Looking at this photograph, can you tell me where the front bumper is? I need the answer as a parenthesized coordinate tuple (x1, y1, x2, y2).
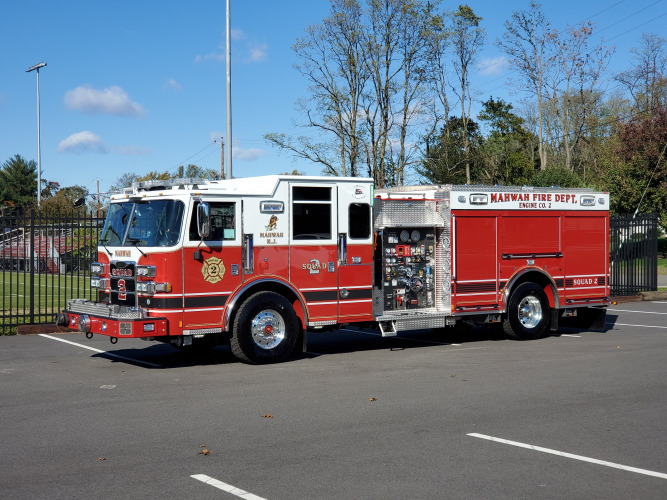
(57, 299, 168, 338)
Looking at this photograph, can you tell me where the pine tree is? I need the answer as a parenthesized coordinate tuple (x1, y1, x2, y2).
(0, 155, 38, 209)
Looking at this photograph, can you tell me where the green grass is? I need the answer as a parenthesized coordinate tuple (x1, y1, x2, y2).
(659, 258, 667, 276)
(1, 271, 96, 334)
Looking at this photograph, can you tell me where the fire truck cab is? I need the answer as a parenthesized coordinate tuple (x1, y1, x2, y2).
(57, 175, 609, 363)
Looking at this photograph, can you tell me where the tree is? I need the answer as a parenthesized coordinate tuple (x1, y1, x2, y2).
(267, 0, 368, 178)
(417, 116, 483, 185)
(530, 165, 581, 187)
(605, 106, 667, 231)
(40, 185, 89, 217)
(616, 33, 667, 115)
(450, 4, 485, 184)
(478, 97, 536, 185)
(266, 0, 445, 188)
(174, 164, 219, 179)
(497, 1, 553, 170)
(108, 172, 140, 194)
(546, 22, 612, 172)
(0, 155, 38, 209)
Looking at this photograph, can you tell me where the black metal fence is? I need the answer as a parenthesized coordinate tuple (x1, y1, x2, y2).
(610, 213, 659, 296)
(1, 209, 101, 334)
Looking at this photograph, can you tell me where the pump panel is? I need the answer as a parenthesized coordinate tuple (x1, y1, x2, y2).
(380, 227, 436, 311)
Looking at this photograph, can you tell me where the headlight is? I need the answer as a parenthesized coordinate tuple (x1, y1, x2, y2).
(136, 282, 171, 294)
(137, 265, 157, 277)
(91, 262, 106, 275)
(91, 277, 108, 289)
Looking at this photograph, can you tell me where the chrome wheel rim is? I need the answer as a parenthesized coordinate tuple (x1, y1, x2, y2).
(251, 310, 285, 350)
(518, 295, 542, 329)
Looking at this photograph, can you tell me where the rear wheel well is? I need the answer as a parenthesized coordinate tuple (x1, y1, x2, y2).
(507, 270, 558, 310)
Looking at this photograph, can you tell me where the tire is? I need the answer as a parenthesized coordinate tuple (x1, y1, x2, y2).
(230, 291, 299, 364)
(503, 283, 550, 340)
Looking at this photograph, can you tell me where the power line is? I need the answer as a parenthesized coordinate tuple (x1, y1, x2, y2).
(596, 0, 663, 35)
(606, 12, 667, 41)
(166, 141, 217, 172)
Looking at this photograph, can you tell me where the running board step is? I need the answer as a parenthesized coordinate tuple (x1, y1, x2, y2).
(378, 321, 397, 337)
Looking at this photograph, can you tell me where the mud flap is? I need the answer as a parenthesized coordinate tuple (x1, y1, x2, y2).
(559, 307, 607, 331)
(298, 326, 308, 353)
(550, 309, 558, 331)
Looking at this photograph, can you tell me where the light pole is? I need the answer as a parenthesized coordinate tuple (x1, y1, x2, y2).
(27, 61, 46, 207)
(225, 0, 232, 180)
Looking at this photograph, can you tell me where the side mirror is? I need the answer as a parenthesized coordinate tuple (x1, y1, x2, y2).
(197, 202, 211, 238)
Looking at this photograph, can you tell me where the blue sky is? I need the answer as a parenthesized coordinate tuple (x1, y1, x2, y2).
(1, 0, 665, 196)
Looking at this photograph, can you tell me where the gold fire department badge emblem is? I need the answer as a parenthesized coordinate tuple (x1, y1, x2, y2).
(201, 256, 225, 284)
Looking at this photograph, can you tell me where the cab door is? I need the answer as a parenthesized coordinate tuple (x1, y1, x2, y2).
(182, 199, 242, 331)
(289, 184, 338, 324)
(337, 183, 374, 322)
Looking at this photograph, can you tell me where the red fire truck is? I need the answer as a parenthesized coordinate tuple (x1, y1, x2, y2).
(57, 175, 610, 363)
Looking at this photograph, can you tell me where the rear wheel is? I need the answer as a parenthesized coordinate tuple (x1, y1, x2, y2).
(503, 283, 550, 340)
(231, 291, 299, 364)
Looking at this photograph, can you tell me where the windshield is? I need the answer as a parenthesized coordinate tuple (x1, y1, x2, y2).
(100, 200, 185, 247)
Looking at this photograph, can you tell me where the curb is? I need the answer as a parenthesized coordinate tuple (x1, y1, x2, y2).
(611, 291, 667, 303)
(16, 325, 70, 336)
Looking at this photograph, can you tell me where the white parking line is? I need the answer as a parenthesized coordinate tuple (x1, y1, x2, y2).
(468, 433, 667, 480)
(191, 474, 266, 499)
(38, 334, 161, 368)
(606, 322, 667, 329)
(609, 308, 667, 315)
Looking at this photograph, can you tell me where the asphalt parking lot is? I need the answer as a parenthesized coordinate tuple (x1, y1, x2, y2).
(1, 301, 665, 499)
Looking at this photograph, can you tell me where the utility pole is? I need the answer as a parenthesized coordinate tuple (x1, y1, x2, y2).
(96, 179, 100, 218)
(220, 137, 224, 179)
(27, 62, 47, 207)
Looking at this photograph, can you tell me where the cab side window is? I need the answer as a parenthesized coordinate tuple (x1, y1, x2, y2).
(349, 203, 370, 239)
(292, 186, 331, 240)
(189, 201, 236, 241)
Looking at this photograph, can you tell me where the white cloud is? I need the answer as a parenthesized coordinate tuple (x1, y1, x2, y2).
(166, 78, 182, 92)
(58, 131, 107, 154)
(231, 28, 245, 41)
(58, 131, 151, 156)
(477, 56, 508, 76)
(232, 140, 266, 161)
(195, 29, 267, 64)
(64, 85, 146, 118)
(248, 42, 268, 62)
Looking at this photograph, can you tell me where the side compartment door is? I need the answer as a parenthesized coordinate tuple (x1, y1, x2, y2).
(182, 199, 243, 331)
(337, 184, 374, 322)
(453, 215, 498, 309)
(289, 184, 338, 324)
(563, 214, 609, 299)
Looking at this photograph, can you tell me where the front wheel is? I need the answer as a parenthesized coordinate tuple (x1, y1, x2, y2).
(231, 291, 299, 364)
(503, 283, 550, 340)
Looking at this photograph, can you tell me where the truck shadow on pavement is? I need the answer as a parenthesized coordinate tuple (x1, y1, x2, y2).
(91, 317, 615, 368)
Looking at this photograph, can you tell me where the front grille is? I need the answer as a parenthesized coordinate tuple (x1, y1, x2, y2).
(110, 261, 136, 306)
